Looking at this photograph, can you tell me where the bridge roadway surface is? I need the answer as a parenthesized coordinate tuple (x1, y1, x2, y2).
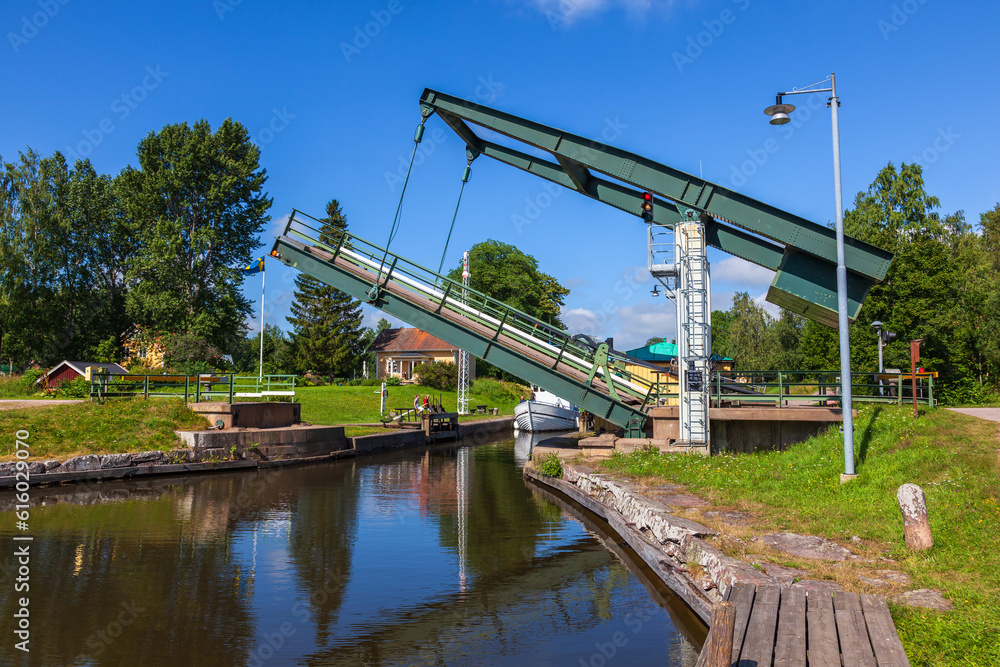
(274, 229, 649, 430)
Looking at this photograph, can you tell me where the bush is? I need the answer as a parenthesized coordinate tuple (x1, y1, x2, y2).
(0, 373, 40, 398)
(57, 376, 91, 399)
(536, 452, 563, 478)
(173, 361, 215, 375)
(360, 378, 381, 386)
(412, 361, 457, 390)
(385, 376, 401, 387)
(938, 378, 998, 406)
(471, 378, 526, 403)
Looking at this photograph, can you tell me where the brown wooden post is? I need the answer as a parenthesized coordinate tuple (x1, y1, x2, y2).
(706, 601, 736, 667)
(910, 339, 922, 418)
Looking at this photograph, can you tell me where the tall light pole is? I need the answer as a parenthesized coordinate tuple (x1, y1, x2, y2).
(764, 73, 857, 481)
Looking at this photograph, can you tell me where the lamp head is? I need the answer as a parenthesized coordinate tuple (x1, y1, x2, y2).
(870, 320, 883, 330)
(764, 94, 795, 126)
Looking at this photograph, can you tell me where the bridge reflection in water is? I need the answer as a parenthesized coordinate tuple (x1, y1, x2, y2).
(0, 438, 702, 666)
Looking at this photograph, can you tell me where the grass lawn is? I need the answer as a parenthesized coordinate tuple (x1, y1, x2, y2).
(0, 382, 520, 460)
(0, 400, 208, 461)
(596, 405, 1000, 665)
(296, 384, 521, 426)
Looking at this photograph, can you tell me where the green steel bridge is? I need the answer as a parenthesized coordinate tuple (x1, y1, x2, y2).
(269, 90, 896, 437)
(272, 211, 655, 435)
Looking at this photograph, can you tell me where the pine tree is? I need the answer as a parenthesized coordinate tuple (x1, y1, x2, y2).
(286, 200, 364, 378)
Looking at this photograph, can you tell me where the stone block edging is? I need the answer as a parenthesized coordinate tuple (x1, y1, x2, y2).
(524, 462, 779, 623)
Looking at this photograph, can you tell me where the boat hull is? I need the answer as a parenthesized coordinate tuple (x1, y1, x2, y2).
(514, 401, 578, 432)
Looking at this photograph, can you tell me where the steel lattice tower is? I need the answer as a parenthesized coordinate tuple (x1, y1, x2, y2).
(456, 250, 471, 415)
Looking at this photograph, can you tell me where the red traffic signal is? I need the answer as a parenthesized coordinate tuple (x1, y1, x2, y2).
(640, 192, 653, 221)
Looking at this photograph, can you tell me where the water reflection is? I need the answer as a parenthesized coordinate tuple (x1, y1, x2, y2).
(0, 439, 700, 666)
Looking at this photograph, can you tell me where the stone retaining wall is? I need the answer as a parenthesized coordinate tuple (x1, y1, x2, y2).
(524, 462, 778, 623)
(0, 417, 515, 489)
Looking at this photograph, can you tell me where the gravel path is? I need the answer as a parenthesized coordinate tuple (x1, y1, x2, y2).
(947, 407, 1000, 423)
(0, 400, 83, 411)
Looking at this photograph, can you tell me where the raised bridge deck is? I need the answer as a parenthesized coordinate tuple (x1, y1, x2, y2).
(271, 211, 655, 433)
(696, 582, 909, 667)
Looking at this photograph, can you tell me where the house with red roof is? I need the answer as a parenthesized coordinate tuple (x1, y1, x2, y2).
(368, 328, 474, 382)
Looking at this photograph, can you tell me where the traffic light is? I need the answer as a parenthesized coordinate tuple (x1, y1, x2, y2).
(640, 192, 653, 221)
(881, 330, 897, 345)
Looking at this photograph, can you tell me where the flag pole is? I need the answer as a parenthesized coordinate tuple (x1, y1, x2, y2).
(258, 259, 265, 380)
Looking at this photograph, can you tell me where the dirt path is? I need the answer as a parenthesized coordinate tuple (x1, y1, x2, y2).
(0, 400, 83, 411)
(947, 407, 1000, 423)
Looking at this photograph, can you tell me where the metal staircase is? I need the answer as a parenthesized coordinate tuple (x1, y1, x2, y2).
(271, 211, 657, 435)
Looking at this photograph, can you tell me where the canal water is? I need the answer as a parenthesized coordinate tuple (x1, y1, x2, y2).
(1, 437, 704, 666)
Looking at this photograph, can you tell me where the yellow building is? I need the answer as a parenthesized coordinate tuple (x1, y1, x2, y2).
(122, 327, 166, 369)
(622, 341, 733, 406)
(369, 328, 475, 382)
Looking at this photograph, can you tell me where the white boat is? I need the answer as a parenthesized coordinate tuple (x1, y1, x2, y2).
(514, 387, 578, 432)
(513, 428, 577, 464)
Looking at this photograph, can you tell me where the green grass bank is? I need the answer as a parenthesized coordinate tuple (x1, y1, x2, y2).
(597, 405, 1000, 666)
(0, 400, 207, 460)
(0, 380, 524, 458)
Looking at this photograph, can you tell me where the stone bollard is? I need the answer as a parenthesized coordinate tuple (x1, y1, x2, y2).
(897, 483, 933, 550)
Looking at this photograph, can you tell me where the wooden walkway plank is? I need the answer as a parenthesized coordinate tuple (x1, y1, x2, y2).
(773, 586, 807, 666)
(833, 591, 877, 667)
(861, 593, 911, 667)
(806, 590, 842, 667)
(739, 585, 780, 667)
(728, 582, 758, 665)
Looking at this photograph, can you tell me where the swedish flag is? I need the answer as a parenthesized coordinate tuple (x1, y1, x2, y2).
(243, 257, 265, 275)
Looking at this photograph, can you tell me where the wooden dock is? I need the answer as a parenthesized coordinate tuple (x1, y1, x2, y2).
(422, 412, 459, 441)
(696, 582, 909, 666)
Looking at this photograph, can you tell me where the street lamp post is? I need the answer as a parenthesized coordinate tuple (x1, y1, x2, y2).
(764, 73, 857, 481)
(871, 321, 885, 397)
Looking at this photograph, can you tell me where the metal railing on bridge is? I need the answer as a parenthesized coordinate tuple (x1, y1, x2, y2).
(90, 374, 296, 404)
(707, 370, 935, 408)
(274, 211, 663, 433)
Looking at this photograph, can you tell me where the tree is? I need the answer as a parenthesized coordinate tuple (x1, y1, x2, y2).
(953, 204, 1000, 386)
(163, 332, 220, 373)
(286, 200, 365, 378)
(0, 150, 132, 365)
(446, 239, 569, 328)
(644, 336, 665, 347)
(840, 163, 968, 382)
(231, 324, 294, 375)
(767, 309, 805, 370)
(713, 292, 776, 370)
(710, 310, 734, 359)
(358, 317, 392, 378)
(119, 119, 271, 354)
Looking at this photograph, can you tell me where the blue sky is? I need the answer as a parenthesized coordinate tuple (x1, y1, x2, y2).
(4, 0, 997, 350)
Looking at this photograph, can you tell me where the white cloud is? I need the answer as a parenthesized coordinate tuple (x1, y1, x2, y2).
(362, 306, 404, 330)
(711, 256, 774, 290)
(753, 291, 780, 318)
(561, 300, 676, 351)
(562, 307, 604, 334)
(269, 212, 291, 239)
(520, 0, 674, 26)
(612, 301, 676, 350)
